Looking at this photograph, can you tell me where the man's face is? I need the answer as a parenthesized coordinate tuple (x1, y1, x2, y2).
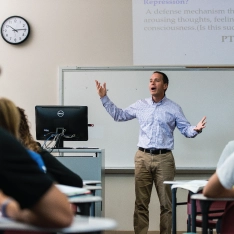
(149, 73, 168, 97)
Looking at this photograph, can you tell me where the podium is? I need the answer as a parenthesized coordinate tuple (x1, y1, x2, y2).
(52, 148, 104, 217)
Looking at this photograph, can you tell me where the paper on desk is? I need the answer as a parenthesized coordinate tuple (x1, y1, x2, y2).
(56, 184, 91, 197)
(171, 180, 208, 193)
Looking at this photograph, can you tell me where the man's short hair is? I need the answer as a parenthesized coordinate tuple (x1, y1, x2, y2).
(153, 71, 169, 85)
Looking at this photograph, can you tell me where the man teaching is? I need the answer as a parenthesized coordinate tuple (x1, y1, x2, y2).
(95, 71, 206, 234)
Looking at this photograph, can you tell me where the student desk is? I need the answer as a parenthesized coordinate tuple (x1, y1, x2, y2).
(56, 184, 102, 217)
(83, 180, 101, 186)
(69, 195, 102, 216)
(164, 180, 206, 234)
(163, 181, 189, 234)
(0, 216, 117, 233)
(191, 194, 234, 234)
(84, 185, 102, 216)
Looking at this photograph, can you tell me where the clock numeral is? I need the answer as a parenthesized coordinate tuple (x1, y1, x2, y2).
(19, 37, 21, 40)
(14, 19, 17, 22)
(14, 38, 16, 42)
(23, 24, 25, 27)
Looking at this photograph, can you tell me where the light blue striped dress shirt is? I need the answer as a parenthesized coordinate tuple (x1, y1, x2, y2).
(101, 95, 198, 150)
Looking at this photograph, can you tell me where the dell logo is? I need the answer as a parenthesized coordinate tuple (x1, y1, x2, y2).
(57, 110, 64, 117)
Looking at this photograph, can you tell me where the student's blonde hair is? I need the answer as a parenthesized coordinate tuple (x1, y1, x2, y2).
(0, 97, 20, 138)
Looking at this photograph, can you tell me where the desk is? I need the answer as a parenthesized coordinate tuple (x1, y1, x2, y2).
(83, 180, 101, 186)
(163, 181, 188, 234)
(164, 180, 206, 234)
(0, 215, 117, 233)
(55, 184, 102, 216)
(84, 185, 102, 216)
(69, 196, 102, 216)
(191, 194, 234, 234)
(56, 184, 102, 217)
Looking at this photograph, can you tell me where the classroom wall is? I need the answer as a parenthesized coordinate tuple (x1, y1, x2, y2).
(0, 0, 215, 231)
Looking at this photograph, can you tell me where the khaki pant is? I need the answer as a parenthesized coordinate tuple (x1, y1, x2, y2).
(133, 150, 176, 234)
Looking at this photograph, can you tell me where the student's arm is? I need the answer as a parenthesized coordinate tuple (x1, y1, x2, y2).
(1, 185, 73, 228)
(0, 129, 73, 228)
(203, 172, 234, 198)
(16, 185, 73, 228)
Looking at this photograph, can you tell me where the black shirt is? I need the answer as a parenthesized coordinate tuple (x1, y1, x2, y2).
(39, 149, 83, 188)
(0, 128, 53, 209)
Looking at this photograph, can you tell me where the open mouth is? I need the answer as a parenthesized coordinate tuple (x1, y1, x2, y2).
(151, 87, 156, 91)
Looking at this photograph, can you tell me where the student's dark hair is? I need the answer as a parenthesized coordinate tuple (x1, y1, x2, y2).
(153, 71, 169, 85)
(17, 107, 40, 153)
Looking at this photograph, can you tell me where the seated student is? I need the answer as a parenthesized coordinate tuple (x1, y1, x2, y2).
(217, 141, 234, 168)
(0, 97, 83, 187)
(0, 127, 73, 227)
(0, 98, 47, 172)
(17, 107, 83, 187)
(203, 153, 234, 198)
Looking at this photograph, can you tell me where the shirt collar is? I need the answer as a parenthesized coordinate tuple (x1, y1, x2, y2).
(150, 95, 167, 105)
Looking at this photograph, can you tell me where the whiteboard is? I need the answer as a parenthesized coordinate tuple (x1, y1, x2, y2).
(59, 67, 234, 169)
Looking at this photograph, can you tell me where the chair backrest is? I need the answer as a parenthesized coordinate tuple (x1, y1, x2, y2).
(187, 191, 226, 215)
(220, 201, 234, 234)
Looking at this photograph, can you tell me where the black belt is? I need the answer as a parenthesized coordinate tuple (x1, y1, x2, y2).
(139, 147, 171, 155)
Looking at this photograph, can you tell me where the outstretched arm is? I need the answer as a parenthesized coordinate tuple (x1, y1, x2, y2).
(194, 116, 206, 132)
(95, 80, 107, 98)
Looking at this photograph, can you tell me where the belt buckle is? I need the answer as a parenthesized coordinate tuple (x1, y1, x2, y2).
(150, 149, 159, 155)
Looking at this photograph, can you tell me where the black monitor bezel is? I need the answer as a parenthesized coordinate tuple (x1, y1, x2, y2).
(35, 105, 88, 148)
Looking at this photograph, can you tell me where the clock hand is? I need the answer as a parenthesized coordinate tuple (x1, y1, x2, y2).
(15, 29, 27, 31)
(7, 25, 18, 32)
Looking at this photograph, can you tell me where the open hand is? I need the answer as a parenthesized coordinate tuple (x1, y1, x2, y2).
(95, 80, 107, 98)
(194, 116, 206, 132)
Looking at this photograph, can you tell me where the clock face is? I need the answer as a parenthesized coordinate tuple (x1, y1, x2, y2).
(1, 16, 30, 45)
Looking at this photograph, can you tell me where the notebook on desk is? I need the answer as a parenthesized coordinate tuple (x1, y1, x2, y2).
(171, 180, 208, 193)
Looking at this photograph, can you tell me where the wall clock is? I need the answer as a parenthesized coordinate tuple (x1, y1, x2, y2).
(1, 16, 30, 45)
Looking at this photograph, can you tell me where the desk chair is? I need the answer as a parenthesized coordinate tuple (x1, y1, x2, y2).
(187, 191, 226, 234)
(220, 201, 234, 233)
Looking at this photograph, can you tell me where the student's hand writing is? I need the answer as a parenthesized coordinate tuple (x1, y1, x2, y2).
(95, 80, 107, 98)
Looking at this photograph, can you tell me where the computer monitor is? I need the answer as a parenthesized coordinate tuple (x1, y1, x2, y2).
(35, 105, 88, 148)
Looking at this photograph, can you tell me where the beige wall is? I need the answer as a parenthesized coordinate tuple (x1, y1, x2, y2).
(0, 1, 212, 232)
(0, 0, 132, 134)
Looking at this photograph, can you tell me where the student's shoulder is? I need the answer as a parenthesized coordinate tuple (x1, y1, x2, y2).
(225, 140, 234, 150)
(218, 152, 234, 170)
(39, 148, 53, 157)
(0, 128, 28, 158)
(39, 148, 57, 162)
